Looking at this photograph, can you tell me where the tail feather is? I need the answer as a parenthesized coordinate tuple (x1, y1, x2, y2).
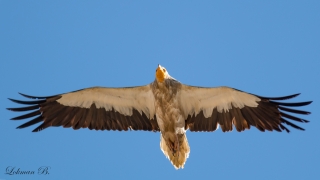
(160, 134, 190, 169)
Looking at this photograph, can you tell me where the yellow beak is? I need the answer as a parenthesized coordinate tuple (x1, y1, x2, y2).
(156, 65, 165, 83)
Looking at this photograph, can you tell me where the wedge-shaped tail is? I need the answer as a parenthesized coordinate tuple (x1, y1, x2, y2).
(160, 134, 190, 169)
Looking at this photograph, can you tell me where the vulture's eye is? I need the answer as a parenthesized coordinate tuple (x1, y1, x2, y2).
(163, 69, 166, 72)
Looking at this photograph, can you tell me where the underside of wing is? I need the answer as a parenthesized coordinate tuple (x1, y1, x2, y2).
(179, 86, 311, 133)
(7, 86, 159, 132)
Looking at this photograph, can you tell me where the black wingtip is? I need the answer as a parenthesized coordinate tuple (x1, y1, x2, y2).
(281, 118, 305, 131)
(19, 92, 37, 99)
(16, 116, 43, 129)
(10, 110, 41, 120)
(278, 106, 311, 115)
(300, 101, 313, 106)
(279, 124, 290, 133)
(6, 105, 39, 112)
(292, 93, 300, 97)
(307, 101, 313, 105)
(280, 112, 310, 123)
(18, 92, 53, 99)
(8, 98, 15, 102)
(283, 93, 301, 99)
(271, 101, 313, 107)
(32, 127, 42, 132)
(8, 98, 25, 104)
(7, 98, 46, 105)
(258, 93, 301, 100)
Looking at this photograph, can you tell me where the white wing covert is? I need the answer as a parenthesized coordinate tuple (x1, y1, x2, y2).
(8, 86, 159, 132)
(178, 85, 311, 132)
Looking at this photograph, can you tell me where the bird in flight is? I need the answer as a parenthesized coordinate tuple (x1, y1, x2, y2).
(7, 64, 312, 169)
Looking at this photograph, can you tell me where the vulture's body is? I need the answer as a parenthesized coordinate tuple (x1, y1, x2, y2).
(7, 65, 312, 169)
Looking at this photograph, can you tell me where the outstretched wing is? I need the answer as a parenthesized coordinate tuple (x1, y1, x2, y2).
(7, 86, 159, 132)
(178, 85, 311, 132)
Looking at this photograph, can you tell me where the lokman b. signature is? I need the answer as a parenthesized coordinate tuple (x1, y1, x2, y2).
(5, 166, 50, 175)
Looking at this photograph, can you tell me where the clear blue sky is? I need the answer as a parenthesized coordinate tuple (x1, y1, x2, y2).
(1, 1, 319, 180)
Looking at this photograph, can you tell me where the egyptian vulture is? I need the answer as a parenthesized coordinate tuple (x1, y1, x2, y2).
(7, 64, 312, 169)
